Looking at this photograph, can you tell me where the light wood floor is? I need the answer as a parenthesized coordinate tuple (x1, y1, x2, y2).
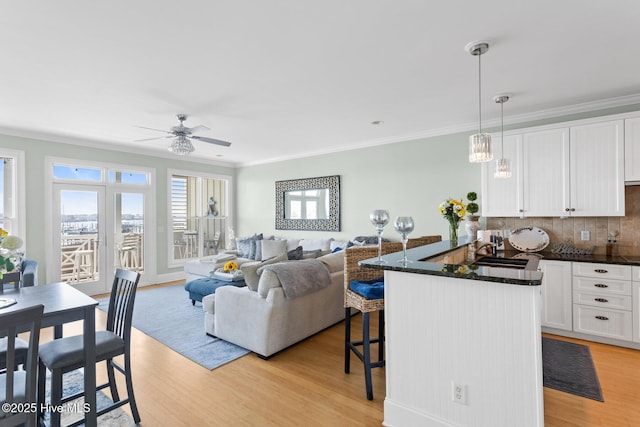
(47, 282, 640, 426)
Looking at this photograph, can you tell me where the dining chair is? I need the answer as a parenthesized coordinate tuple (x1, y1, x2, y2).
(0, 304, 44, 427)
(37, 269, 141, 427)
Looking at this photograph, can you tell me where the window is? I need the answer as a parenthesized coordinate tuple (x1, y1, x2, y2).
(168, 170, 231, 265)
(0, 150, 25, 238)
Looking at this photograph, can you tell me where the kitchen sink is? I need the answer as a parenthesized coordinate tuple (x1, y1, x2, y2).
(471, 256, 529, 269)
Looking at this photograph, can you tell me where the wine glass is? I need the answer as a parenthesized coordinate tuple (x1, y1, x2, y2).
(394, 216, 414, 264)
(369, 209, 390, 264)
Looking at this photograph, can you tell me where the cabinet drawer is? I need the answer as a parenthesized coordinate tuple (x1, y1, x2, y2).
(573, 291, 632, 310)
(572, 277, 631, 295)
(573, 305, 632, 341)
(572, 262, 631, 281)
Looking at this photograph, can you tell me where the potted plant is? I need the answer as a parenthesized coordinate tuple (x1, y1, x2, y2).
(465, 192, 480, 239)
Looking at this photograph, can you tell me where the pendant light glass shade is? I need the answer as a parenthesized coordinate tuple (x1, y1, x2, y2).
(493, 94, 511, 178)
(467, 41, 492, 163)
(494, 157, 511, 178)
(469, 133, 493, 162)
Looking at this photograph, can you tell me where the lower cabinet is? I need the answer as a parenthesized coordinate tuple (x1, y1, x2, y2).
(633, 267, 640, 343)
(540, 260, 573, 331)
(572, 262, 633, 342)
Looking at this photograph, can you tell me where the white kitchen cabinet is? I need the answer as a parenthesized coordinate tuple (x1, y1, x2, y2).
(572, 261, 633, 341)
(481, 134, 523, 217)
(482, 118, 625, 217)
(569, 120, 625, 216)
(522, 128, 570, 217)
(625, 117, 640, 182)
(633, 266, 640, 343)
(540, 260, 573, 331)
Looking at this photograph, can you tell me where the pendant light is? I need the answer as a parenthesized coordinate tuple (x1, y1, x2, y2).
(493, 94, 511, 178)
(466, 41, 492, 163)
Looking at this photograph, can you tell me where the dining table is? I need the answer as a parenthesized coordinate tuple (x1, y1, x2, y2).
(0, 282, 99, 427)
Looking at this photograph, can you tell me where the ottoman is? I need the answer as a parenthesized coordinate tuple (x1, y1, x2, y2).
(184, 277, 245, 305)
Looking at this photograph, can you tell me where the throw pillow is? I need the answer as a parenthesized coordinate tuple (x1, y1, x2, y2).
(236, 234, 256, 258)
(261, 239, 287, 261)
(247, 234, 264, 260)
(287, 246, 303, 260)
(257, 269, 283, 298)
(240, 253, 287, 291)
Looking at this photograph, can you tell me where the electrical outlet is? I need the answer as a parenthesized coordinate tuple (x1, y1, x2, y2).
(581, 230, 590, 241)
(452, 382, 467, 405)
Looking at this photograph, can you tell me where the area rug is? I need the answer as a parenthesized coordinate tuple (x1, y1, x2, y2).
(542, 337, 604, 401)
(98, 284, 250, 370)
(43, 369, 135, 426)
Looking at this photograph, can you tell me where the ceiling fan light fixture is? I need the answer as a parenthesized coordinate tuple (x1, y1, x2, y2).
(466, 41, 492, 163)
(169, 136, 194, 155)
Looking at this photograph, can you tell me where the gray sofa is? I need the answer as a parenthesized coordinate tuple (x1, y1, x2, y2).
(203, 250, 345, 358)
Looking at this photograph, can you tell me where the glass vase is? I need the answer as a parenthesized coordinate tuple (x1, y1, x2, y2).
(449, 221, 459, 243)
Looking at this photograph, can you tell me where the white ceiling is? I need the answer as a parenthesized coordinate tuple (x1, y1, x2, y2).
(1, 1, 639, 166)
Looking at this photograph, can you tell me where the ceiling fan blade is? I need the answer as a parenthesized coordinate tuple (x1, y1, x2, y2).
(134, 125, 172, 134)
(188, 125, 210, 134)
(190, 135, 232, 147)
(134, 135, 172, 142)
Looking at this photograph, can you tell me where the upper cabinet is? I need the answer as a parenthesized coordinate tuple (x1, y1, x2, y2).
(569, 120, 624, 216)
(625, 117, 640, 182)
(482, 119, 625, 217)
(523, 128, 570, 217)
(481, 134, 523, 217)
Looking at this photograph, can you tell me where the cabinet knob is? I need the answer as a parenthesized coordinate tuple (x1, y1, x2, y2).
(565, 208, 570, 212)
(571, 208, 576, 212)
(594, 269, 608, 274)
(594, 298, 609, 303)
(594, 283, 608, 288)
(595, 315, 609, 321)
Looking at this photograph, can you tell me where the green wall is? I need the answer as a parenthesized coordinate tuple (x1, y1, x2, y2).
(236, 103, 640, 243)
(0, 134, 235, 280)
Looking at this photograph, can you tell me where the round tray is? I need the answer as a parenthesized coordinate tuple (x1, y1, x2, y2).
(508, 227, 550, 252)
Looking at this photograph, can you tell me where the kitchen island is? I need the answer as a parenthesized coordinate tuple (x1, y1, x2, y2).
(360, 237, 544, 427)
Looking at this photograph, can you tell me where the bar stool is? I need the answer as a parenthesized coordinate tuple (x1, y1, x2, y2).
(344, 242, 402, 400)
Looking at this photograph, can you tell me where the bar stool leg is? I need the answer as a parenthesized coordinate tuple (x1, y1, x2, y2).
(378, 309, 385, 362)
(362, 311, 374, 400)
(344, 307, 351, 373)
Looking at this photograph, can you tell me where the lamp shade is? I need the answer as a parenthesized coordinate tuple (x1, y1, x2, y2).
(494, 157, 511, 178)
(469, 133, 492, 163)
(169, 136, 195, 155)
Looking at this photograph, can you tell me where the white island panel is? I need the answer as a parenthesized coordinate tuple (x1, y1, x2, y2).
(383, 270, 543, 427)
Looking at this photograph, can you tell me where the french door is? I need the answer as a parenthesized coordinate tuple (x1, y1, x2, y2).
(52, 184, 108, 295)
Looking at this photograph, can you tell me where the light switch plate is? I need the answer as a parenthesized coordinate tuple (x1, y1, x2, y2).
(581, 230, 590, 241)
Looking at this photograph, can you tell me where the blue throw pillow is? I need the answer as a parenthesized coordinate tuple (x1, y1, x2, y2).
(349, 278, 384, 300)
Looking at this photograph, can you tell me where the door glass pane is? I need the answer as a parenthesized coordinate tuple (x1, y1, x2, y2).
(115, 192, 144, 273)
(60, 190, 100, 283)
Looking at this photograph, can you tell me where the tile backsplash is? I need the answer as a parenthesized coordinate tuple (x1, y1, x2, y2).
(484, 186, 640, 256)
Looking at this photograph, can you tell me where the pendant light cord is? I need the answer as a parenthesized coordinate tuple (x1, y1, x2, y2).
(501, 100, 504, 158)
(478, 52, 482, 134)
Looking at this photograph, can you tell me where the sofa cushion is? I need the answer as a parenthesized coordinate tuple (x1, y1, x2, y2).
(302, 249, 322, 259)
(241, 253, 287, 291)
(287, 246, 303, 260)
(299, 238, 333, 251)
(261, 239, 287, 261)
(318, 251, 344, 274)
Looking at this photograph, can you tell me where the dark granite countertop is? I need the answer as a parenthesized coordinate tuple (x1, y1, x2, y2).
(359, 235, 640, 287)
(360, 236, 544, 286)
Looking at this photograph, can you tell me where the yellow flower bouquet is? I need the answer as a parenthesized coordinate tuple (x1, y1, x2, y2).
(223, 261, 238, 273)
(439, 198, 466, 242)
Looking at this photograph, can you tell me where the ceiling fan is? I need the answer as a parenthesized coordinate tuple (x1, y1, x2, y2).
(135, 113, 231, 155)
